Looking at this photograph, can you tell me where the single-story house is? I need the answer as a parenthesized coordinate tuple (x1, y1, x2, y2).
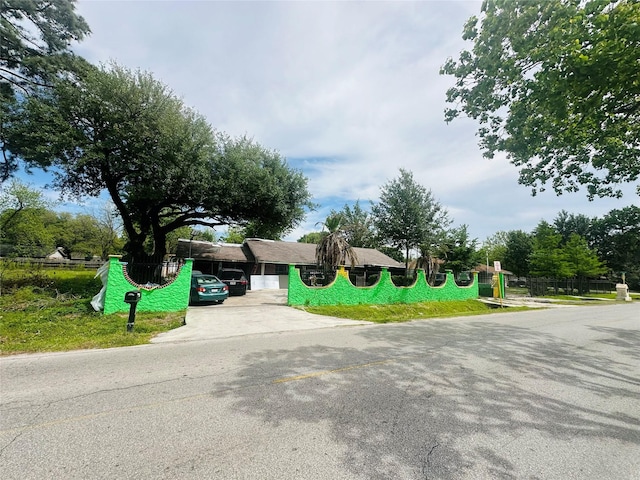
(473, 264, 515, 284)
(47, 247, 69, 260)
(175, 238, 405, 290)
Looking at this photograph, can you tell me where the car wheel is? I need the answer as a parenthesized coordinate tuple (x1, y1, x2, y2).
(217, 300, 224, 304)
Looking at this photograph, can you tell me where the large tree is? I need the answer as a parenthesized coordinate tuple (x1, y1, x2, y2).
(0, 179, 50, 230)
(529, 221, 572, 278)
(553, 210, 593, 245)
(442, 0, 640, 199)
(4, 63, 313, 263)
(332, 200, 377, 249)
(503, 229, 533, 278)
(590, 205, 640, 288)
(298, 231, 326, 244)
(478, 230, 508, 267)
(0, 204, 56, 257)
(1, 0, 90, 181)
(372, 169, 450, 274)
(0, 179, 53, 256)
(94, 201, 125, 260)
(439, 224, 480, 275)
(563, 233, 606, 280)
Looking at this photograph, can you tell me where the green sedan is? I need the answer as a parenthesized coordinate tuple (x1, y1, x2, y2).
(190, 274, 229, 304)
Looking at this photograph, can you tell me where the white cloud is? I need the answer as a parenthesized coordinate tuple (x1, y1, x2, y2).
(46, 0, 637, 243)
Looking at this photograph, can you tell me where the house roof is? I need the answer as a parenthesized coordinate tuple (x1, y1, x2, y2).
(176, 238, 404, 269)
(176, 239, 251, 263)
(245, 239, 315, 265)
(473, 264, 514, 275)
(46, 247, 68, 259)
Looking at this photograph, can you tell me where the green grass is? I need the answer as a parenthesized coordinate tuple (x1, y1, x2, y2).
(297, 299, 530, 324)
(0, 266, 185, 356)
(578, 291, 640, 300)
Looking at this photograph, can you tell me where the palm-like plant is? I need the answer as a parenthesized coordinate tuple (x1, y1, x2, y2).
(315, 214, 358, 270)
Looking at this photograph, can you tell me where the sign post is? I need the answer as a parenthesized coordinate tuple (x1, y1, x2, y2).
(493, 261, 504, 306)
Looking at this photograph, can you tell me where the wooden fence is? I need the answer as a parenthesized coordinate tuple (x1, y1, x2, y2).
(0, 257, 105, 269)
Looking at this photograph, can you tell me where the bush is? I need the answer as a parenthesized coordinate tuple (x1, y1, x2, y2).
(391, 275, 416, 287)
(1, 262, 101, 296)
(366, 274, 379, 286)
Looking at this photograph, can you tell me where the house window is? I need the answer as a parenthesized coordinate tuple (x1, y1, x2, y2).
(275, 264, 288, 275)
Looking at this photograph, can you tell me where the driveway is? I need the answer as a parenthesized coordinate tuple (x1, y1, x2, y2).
(151, 290, 576, 344)
(151, 289, 370, 343)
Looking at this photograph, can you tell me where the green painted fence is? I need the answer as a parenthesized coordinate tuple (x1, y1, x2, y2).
(103, 256, 193, 314)
(287, 265, 478, 306)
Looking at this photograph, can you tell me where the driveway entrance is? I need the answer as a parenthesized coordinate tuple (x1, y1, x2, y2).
(151, 289, 369, 343)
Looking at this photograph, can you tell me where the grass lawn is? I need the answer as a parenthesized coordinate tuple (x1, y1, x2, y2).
(1, 263, 634, 355)
(0, 265, 185, 356)
(297, 299, 531, 324)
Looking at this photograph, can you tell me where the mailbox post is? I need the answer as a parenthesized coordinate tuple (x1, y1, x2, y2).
(124, 290, 141, 332)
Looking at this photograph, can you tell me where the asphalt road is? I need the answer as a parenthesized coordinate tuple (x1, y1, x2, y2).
(1, 303, 639, 479)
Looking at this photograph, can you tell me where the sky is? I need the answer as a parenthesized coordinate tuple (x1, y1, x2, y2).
(19, 0, 639, 244)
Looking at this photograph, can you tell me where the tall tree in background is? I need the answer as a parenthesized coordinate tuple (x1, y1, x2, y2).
(220, 226, 245, 244)
(442, 0, 640, 199)
(590, 206, 640, 289)
(372, 169, 450, 275)
(0, 179, 51, 231)
(53, 212, 100, 258)
(298, 231, 326, 244)
(563, 233, 606, 285)
(332, 200, 377, 249)
(529, 221, 572, 278)
(503, 230, 533, 278)
(0, 180, 53, 256)
(553, 210, 593, 245)
(95, 202, 125, 260)
(439, 225, 480, 275)
(3, 63, 312, 263)
(1, 0, 90, 181)
(478, 230, 508, 267)
(0, 204, 55, 257)
(315, 214, 358, 272)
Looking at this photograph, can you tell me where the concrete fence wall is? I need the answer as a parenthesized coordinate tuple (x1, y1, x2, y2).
(103, 256, 193, 314)
(287, 265, 478, 307)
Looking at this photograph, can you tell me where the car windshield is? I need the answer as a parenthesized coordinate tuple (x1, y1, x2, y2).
(221, 271, 244, 280)
(196, 276, 221, 285)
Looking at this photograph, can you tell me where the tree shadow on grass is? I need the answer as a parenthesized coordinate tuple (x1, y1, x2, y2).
(217, 313, 640, 479)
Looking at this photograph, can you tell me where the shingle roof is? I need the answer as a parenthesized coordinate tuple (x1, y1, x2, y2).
(176, 239, 251, 263)
(245, 239, 404, 268)
(473, 264, 514, 275)
(176, 238, 404, 269)
(244, 239, 315, 264)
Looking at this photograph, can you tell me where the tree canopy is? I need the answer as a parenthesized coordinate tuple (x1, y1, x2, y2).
(4, 63, 313, 262)
(332, 200, 377, 249)
(1, 0, 89, 95)
(502, 230, 533, 278)
(589, 205, 640, 288)
(372, 169, 450, 274)
(0, 193, 123, 259)
(1, 0, 91, 181)
(439, 225, 480, 274)
(529, 221, 572, 278)
(442, 0, 640, 199)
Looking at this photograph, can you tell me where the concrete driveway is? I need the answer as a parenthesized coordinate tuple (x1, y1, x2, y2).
(151, 289, 370, 343)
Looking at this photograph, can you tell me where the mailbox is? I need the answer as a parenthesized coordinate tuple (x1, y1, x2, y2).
(124, 290, 141, 332)
(124, 290, 141, 304)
